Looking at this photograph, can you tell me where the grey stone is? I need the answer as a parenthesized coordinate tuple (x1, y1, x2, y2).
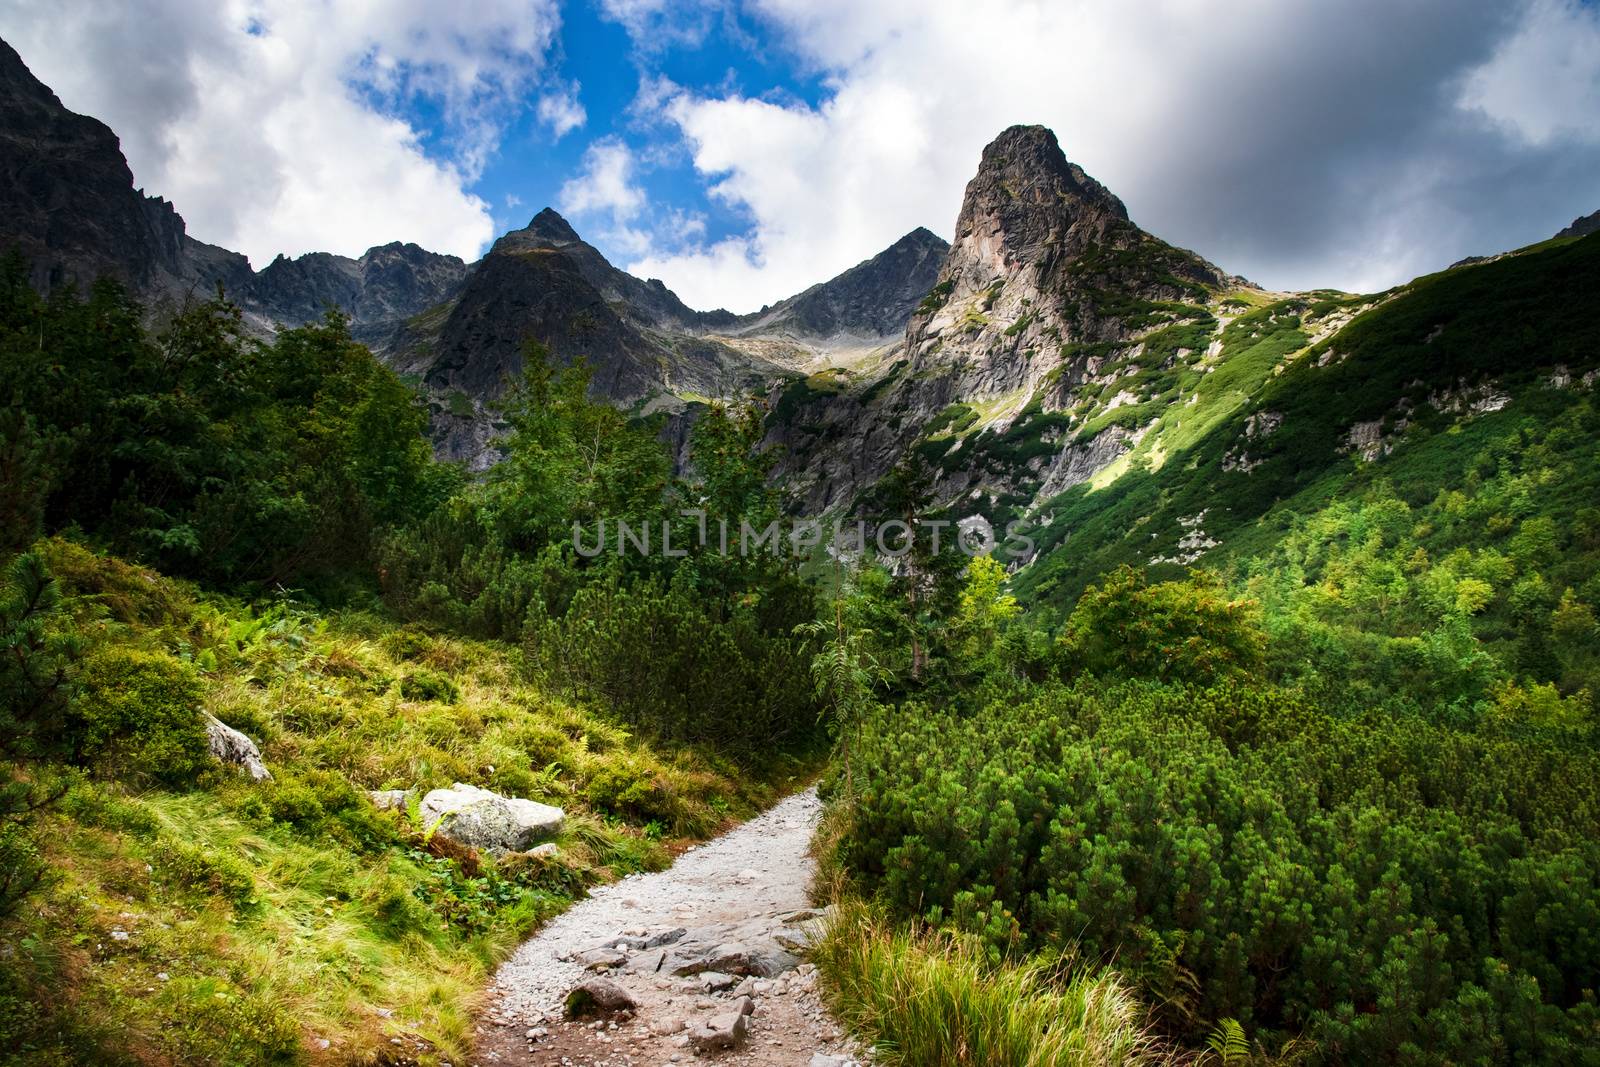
(368, 789, 410, 811)
(625, 948, 668, 974)
(418, 782, 563, 855)
(204, 714, 271, 781)
(578, 947, 627, 971)
(689, 1011, 748, 1052)
(611, 926, 686, 950)
(563, 978, 638, 1018)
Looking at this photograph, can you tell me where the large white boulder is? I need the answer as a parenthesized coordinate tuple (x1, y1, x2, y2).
(418, 782, 564, 854)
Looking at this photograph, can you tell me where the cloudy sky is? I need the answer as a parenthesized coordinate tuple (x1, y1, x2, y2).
(3, 0, 1597, 311)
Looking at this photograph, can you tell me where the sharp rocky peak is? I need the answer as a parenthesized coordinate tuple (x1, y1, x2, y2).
(951, 124, 1131, 282)
(523, 207, 582, 245)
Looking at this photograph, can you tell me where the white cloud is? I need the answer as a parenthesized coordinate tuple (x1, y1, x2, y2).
(537, 86, 588, 139)
(560, 137, 646, 220)
(598, 0, 723, 50)
(1460, 0, 1600, 145)
(0, 0, 564, 264)
(613, 0, 1600, 310)
(559, 137, 652, 255)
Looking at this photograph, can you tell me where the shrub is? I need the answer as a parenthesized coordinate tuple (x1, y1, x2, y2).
(162, 841, 256, 909)
(69, 648, 210, 784)
(1056, 567, 1266, 686)
(525, 572, 818, 759)
(834, 679, 1600, 1060)
(400, 666, 460, 704)
(0, 551, 81, 757)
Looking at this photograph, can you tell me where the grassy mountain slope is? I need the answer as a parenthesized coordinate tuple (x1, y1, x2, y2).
(1015, 234, 1600, 625)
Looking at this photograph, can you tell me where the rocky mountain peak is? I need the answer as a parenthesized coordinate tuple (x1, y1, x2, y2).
(950, 124, 1130, 282)
(525, 207, 582, 245)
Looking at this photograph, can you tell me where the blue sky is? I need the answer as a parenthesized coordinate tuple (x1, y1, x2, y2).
(470, 1, 829, 267)
(4, 0, 1599, 312)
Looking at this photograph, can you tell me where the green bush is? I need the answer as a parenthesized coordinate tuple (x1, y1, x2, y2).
(833, 679, 1600, 1060)
(162, 840, 256, 909)
(69, 648, 210, 784)
(0, 552, 81, 758)
(1056, 567, 1267, 686)
(400, 666, 460, 704)
(525, 571, 818, 759)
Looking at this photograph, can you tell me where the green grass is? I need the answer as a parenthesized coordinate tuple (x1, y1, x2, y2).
(3, 540, 790, 1065)
(812, 901, 1170, 1067)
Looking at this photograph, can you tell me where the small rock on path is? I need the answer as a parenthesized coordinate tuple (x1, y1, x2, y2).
(473, 787, 863, 1065)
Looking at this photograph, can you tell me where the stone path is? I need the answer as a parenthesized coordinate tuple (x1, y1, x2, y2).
(472, 788, 863, 1066)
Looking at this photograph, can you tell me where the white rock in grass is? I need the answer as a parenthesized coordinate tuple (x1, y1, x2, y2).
(419, 782, 564, 854)
(204, 713, 271, 780)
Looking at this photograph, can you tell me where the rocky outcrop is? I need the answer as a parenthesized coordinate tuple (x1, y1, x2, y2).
(239, 242, 467, 347)
(204, 713, 271, 781)
(395, 208, 947, 465)
(1556, 210, 1600, 240)
(563, 978, 639, 1018)
(418, 782, 564, 855)
(714, 228, 948, 364)
(765, 124, 1244, 522)
(0, 38, 251, 299)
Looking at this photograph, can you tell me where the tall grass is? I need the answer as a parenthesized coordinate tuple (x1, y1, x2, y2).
(812, 902, 1174, 1067)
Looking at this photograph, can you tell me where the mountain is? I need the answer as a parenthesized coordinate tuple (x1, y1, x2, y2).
(242, 243, 467, 346)
(710, 227, 947, 371)
(0, 37, 463, 344)
(391, 208, 950, 465)
(765, 124, 1246, 514)
(1556, 209, 1600, 240)
(0, 35, 952, 469)
(0, 37, 252, 299)
(751, 122, 1600, 624)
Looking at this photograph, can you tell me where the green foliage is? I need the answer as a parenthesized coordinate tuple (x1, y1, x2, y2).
(0, 406, 51, 556)
(1057, 567, 1266, 687)
(400, 665, 460, 703)
(526, 569, 818, 758)
(833, 677, 1600, 1060)
(0, 268, 445, 592)
(812, 901, 1165, 1067)
(162, 839, 257, 909)
(0, 767, 60, 917)
(0, 551, 81, 757)
(1206, 1018, 1250, 1065)
(69, 647, 210, 785)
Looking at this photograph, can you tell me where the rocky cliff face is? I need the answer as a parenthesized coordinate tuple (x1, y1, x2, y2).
(0, 36, 462, 346)
(0, 38, 252, 298)
(766, 125, 1247, 523)
(240, 243, 467, 347)
(387, 210, 784, 465)
(712, 228, 947, 369)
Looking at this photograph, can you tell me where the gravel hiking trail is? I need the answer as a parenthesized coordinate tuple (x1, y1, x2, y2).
(471, 788, 863, 1067)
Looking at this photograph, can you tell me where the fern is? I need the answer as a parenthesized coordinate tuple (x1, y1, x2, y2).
(1207, 1018, 1250, 1065)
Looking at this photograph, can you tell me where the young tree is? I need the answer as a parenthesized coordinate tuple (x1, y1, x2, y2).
(873, 451, 964, 683)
